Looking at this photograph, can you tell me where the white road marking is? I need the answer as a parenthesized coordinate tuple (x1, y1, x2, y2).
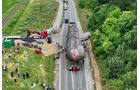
(59, 55, 62, 90)
(84, 59, 89, 90)
(71, 71, 75, 89)
(65, 58, 68, 90)
(78, 68, 82, 89)
(59, 24, 65, 90)
(70, 0, 89, 89)
(71, 0, 82, 32)
(69, 3, 72, 21)
(69, 2, 76, 89)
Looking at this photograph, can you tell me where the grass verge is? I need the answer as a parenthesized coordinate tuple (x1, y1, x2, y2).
(2, 0, 20, 19)
(3, 0, 30, 35)
(74, 0, 92, 32)
(2, 48, 55, 90)
(3, 0, 58, 36)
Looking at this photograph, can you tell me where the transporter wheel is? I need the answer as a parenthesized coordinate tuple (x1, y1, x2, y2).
(76, 66, 80, 71)
(47, 37, 52, 43)
(83, 59, 85, 64)
(65, 54, 68, 59)
(68, 67, 72, 71)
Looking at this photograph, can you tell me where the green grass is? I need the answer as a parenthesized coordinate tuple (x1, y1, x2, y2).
(3, 0, 30, 34)
(74, 0, 92, 32)
(3, 0, 58, 36)
(2, 0, 58, 89)
(2, 0, 20, 19)
(2, 48, 55, 90)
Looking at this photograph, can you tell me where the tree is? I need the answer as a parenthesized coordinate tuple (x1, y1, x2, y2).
(88, 4, 115, 31)
(120, 70, 137, 90)
(117, 11, 136, 36)
(108, 6, 121, 18)
(124, 25, 137, 49)
(98, 0, 108, 4)
(109, 0, 134, 10)
(108, 57, 124, 79)
(123, 49, 137, 71)
(79, 0, 85, 8)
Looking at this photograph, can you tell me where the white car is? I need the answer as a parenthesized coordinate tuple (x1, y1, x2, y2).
(64, 3, 68, 10)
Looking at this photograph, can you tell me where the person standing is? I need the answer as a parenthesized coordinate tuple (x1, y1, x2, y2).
(14, 78, 17, 82)
(26, 72, 30, 78)
(15, 65, 19, 74)
(33, 82, 36, 88)
(10, 71, 14, 77)
(17, 73, 20, 78)
(23, 73, 26, 79)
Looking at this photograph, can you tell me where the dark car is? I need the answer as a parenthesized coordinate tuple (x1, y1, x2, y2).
(65, 19, 69, 23)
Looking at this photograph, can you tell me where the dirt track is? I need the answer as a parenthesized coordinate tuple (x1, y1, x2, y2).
(87, 40, 102, 90)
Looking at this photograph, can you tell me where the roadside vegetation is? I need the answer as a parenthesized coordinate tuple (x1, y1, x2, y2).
(2, 48, 55, 90)
(2, 0, 58, 89)
(75, 0, 137, 89)
(2, 0, 20, 19)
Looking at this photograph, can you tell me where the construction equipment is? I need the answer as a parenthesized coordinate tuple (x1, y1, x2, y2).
(27, 29, 48, 39)
(28, 43, 33, 48)
(27, 29, 52, 43)
(33, 44, 38, 48)
(47, 37, 52, 43)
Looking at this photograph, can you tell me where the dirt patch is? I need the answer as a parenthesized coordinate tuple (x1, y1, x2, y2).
(18, 50, 28, 61)
(39, 43, 56, 56)
(39, 64, 46, 77)
(7, 63, 13, 69)
(87, 40, 102, 90)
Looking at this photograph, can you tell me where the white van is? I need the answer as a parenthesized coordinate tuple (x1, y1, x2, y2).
(64, 3, 68, 10)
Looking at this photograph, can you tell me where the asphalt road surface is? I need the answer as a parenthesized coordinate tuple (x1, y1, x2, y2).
(58, 0, 94, 90)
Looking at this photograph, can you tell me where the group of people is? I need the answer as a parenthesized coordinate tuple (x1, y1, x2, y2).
(2, 65, 8, 71)
(10, 64, 30, 82)
(56, 42, 66, 53)
(2, 48, 55, 90)
(54, 42, 66, 60)
(30, 80, 52, 90)
(22, 72, 30, 79)
(2, 53, 11, 71)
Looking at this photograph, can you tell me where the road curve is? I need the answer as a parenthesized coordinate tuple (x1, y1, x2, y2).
(53, 0, 63, 30)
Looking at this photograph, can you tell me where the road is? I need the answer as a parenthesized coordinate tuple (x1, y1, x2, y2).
(57, 0, 94, 90)
(53, 0, 63, 30)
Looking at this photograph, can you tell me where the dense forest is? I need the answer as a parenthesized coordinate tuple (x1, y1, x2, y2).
(79, 0, 137, 90)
